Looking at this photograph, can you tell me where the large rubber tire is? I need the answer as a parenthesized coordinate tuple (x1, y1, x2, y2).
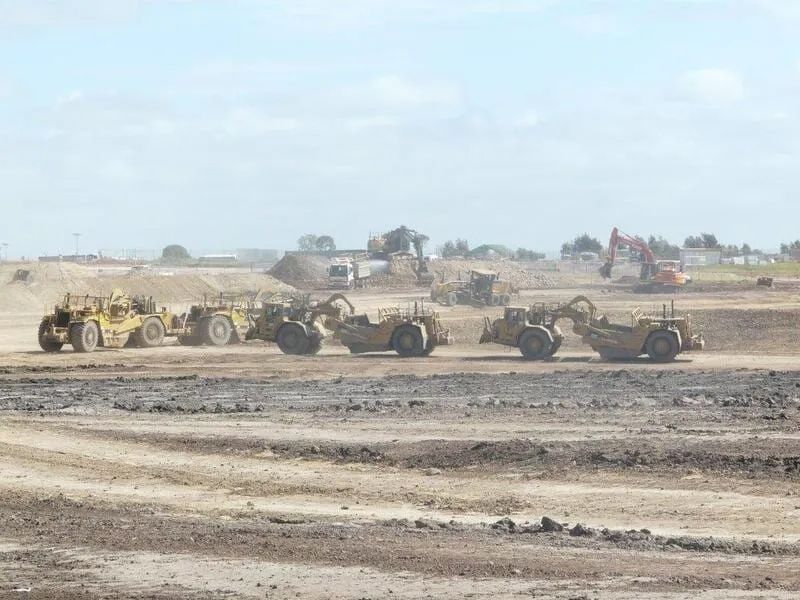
(501, 294, 512, 306)
(38, 318, 63, 352)
(392, 324, 425, 358)
(307, 337, 323, 355)
(70, 321, 99, 353)
(133, 317, 166, 348)
(490, 294, 501, 306)
(646, 331, 679, 362)
(445, 292, 458, 307)
(202, 316, 232, 346)
(518, 328, 552, 360)
(276, 323, 311, 355)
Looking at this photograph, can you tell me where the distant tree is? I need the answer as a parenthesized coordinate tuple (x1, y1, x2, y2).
(515, 248, 545, 260)
(315, 235, 336, 252)
(562, 234, 602, 257)
(161, 244, 190, 261)
(469, 244, 512, 258)
(297, 234, 319, 251)
(741, 243, 752, 255)
(646, 235, 680, 260)
(780, 240, 800, 254)
(684, 233, 720, 249)
(439, 240, 456, 257)
(439, 238, 470, 258)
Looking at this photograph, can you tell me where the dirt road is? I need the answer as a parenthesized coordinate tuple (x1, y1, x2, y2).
(1, 362, 799, 598)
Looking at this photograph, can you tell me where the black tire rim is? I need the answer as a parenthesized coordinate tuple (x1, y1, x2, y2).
(211, 320, 227, 339)
(652, 336, 671, 356)
(527, 335, 543, 354)
(145, 322, 161, 342)
(398, 332, 415, 351)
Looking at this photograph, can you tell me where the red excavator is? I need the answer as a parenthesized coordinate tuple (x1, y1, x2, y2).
(600, 227, 690, 291)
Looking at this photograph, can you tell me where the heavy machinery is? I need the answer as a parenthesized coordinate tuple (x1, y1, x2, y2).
(173, 294, 252, 346)
(368, 225, 431, 280)
(38, 289, 175, 353)
(431, 269, 516, 306)
(328, 254, 371, 289)
(331, 302, 453, 357)
(600, 227, 690, 291)
(480, 295, 704, 362)
(245, 293, 355, 354)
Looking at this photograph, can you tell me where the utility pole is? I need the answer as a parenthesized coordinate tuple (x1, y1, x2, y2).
(73, 232, 81, 262)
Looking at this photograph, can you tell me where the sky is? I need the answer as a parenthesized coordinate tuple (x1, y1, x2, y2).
(1, 0, 799, 258)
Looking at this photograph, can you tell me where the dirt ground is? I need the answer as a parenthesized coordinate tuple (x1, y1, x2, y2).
(1, 276, 800, 599)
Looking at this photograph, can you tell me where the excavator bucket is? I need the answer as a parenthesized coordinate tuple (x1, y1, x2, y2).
(599, 260, 613, 279)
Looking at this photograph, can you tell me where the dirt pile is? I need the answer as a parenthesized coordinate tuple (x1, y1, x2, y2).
(268, 254, 329, 288)
(0, 262, 294, 312)
(429, 259, 559, 290)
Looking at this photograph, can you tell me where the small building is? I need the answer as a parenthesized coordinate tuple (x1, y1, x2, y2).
(198, 254, 238, 264)
(679, 248, 721, 266)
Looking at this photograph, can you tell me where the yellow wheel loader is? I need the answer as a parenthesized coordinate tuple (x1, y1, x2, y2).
(38, 289, 174, 353)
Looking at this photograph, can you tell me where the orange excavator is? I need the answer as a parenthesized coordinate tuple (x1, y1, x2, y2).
(600, 227, 690, 291)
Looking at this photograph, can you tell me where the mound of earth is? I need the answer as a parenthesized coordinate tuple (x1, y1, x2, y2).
(0, 262, 294, 312)
(429, 259, 559, 290)
(268, 254, 329, 288)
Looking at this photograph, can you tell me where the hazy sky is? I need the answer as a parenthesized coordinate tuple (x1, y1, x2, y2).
(1, 0, 799, 257)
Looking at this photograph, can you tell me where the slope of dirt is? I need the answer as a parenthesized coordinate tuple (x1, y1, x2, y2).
(268, 254, 329, 288)
(0, 262, 294, 311)
(429, 258, 560, 289)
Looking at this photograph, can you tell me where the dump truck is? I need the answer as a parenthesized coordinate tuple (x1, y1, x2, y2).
(328, 254, 371, 289)
(38, 289, 174, 352)
(173, 294, 252, 346)
(244, 293, 355, 354)
(480, 295, 704, 362)
(431, 269, 516, 306)
(330, 302, 453, 357)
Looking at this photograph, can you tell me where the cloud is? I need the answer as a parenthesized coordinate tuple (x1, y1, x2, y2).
(515, 109, 541, 128)
(330, 75, 464, 114)
(677, 68, 744, 104)
(0, 0, 139, 27)
(258, 0, 560, 29)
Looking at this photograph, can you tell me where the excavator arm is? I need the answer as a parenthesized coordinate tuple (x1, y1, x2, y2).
(600, 227, 657, 279)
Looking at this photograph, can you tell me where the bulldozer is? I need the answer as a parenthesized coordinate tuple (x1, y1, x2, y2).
(431, 269, 516, 306)
(244, 293, 355, 355)
(173, 293, 252, 346)
(38, 289, 175, 353)
(331, 302, 453, 357)
(480, 295, 704, 362)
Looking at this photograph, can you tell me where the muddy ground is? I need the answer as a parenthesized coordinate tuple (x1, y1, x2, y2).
(2, 278, 800, 598)
(1, 363, 799, 599)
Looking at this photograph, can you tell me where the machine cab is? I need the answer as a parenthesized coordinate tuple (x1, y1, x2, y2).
(505, 307, 527, 324)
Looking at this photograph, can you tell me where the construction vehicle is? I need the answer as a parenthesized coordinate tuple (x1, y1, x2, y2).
(173, 293, 252, 346)
(368, 225, 431, 281)
(38, 289, 175, 353)
(328, 254, 371, 289)
(244, 293, 355, 354)
(330, 301, 453, 357)
(600, 227, 691, 291)
(480, 295, 704, 362)
(431, 269, 516, 306)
